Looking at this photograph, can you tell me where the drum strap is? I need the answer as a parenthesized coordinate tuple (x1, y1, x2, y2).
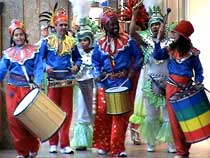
(167, 77, 192, 89)
(149, 74, 166, 94)
(9, 73, 32, 82)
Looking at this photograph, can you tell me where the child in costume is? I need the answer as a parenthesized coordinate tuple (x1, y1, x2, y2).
(153, 20, 204, 158)
(71, 20, 96, 151)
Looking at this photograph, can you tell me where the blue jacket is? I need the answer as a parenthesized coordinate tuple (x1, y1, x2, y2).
(0, 45, 44, 86)
(153, 42, 204, 83)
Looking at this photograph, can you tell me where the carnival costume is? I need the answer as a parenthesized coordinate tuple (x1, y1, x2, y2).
(39, 8, 82, 154)
(71, 22, 95, 150)
(120, 0, 149, 145)
(0, 19, 43, 158)
(153, 20, 204, 157)
(92, 9, 143, 157)
(133, 6, 175, 152)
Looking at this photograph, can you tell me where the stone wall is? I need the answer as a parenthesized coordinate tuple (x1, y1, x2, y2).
(0, 0, 71, 49)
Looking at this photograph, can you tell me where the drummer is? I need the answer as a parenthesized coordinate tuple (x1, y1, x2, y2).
(153, 20, 204, 158)
(91, 8, 143, 157)
(39, 8, 82, 154)
(0, 19, 43, 158)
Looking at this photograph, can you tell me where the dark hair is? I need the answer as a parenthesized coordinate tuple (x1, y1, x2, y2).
(169, 35, 192, 57)
(10, 29, 29, 47)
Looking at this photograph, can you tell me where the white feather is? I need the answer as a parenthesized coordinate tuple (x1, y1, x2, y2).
(69, 0, 91, 22)
(143, 0, 163, 11)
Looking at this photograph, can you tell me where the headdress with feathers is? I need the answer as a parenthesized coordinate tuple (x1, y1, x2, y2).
(148, 6, 164, 28)
(39, 2, 58, 28)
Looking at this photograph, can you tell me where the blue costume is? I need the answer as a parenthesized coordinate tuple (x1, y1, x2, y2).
(39, 33, 82, 152)
(92, 32, 143, 156)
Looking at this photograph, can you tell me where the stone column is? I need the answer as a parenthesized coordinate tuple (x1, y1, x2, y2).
(0, 2, 4, 148)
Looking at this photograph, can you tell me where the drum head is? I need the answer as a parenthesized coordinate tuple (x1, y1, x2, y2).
(13, 88, 40, 116)
(105, 86, 128, 93)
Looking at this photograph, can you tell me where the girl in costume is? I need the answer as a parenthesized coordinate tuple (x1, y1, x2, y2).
(0, 19, 43, 158)
(153, 20, 204, 158)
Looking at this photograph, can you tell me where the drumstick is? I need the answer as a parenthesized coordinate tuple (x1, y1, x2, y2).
(204, 87, 210, 94)
(119, 78, 129, 88)
(21, 65, 35, 89)
(21, 66, 30, 83)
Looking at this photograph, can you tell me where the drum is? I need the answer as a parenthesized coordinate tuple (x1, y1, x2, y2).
(48, 70, 76, 88)
(170, 85, 210, 143)
(13, 88, 66, 142)
(48, 79, 76, 88)
(105, 86, 130, 115)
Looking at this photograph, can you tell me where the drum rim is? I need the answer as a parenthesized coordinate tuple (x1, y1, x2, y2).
(107, 110, 131, 115)
(13, 88, 40, 116)
(105, 86, 128, 93)
(170, 87, 204, 102)
(186, 135, 210, 144)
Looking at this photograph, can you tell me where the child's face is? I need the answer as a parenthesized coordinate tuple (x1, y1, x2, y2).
(171, 31, 180, 42)
(13, 29, 25, 46)
(151, 22, 161, 37)
(79, 38, 90, 49)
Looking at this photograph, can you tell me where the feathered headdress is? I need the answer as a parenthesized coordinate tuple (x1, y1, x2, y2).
(120, 0, 149, 30)
(79, 17, 99, 34)
(39, 2, 58, 28)
(39, 2, 68, 27)
(148, 6, 164, 28)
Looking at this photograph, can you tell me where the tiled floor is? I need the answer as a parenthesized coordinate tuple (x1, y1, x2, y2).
(1, 136, 210, 158)
(1, 101, 210, 158)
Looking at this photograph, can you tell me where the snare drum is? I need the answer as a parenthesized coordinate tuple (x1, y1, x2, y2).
(105, 86, 130, 115)
(13, 88, 66, 142)
(48, 79, 76, 88)
(170, 85, 210, 143)
(48, 70, 76, 88)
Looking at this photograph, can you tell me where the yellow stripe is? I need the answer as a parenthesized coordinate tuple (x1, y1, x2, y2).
(180, 110, 210, 132)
